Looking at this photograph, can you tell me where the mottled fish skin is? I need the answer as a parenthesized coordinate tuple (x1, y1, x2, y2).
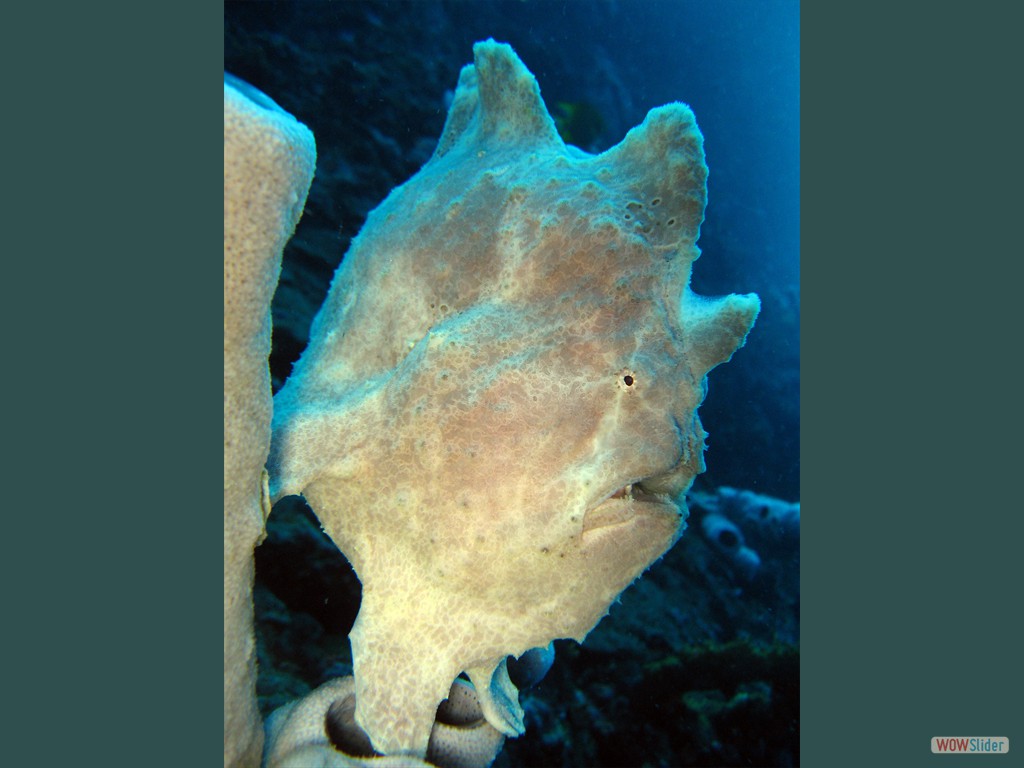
(269, 39, 759, 757)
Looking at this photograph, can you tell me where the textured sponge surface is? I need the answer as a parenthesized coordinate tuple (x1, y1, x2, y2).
(224, 75, 316, 768)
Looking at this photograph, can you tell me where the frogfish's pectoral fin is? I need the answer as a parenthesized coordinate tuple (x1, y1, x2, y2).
(465, 658, 526, 738)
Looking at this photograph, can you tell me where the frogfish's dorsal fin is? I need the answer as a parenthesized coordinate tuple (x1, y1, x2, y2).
(434, 39, 562, 158)
(597, 104, 708, 257)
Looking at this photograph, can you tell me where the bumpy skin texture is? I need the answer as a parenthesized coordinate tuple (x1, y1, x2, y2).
(269, 40, 759, 757)
(224, 75, 316, 768)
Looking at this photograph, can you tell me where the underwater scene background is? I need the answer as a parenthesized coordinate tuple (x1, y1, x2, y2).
(226, 1, 799, 765)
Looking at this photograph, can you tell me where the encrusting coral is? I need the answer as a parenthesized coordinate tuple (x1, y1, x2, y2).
(224, 74, 316, 768)
(269, 40, 760, 758)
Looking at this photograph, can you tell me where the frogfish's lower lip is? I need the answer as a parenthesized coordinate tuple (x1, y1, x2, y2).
(581, 482, 680, 534)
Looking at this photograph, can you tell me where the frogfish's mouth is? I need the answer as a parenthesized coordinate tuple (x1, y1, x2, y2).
(581, 470, 688, 535)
